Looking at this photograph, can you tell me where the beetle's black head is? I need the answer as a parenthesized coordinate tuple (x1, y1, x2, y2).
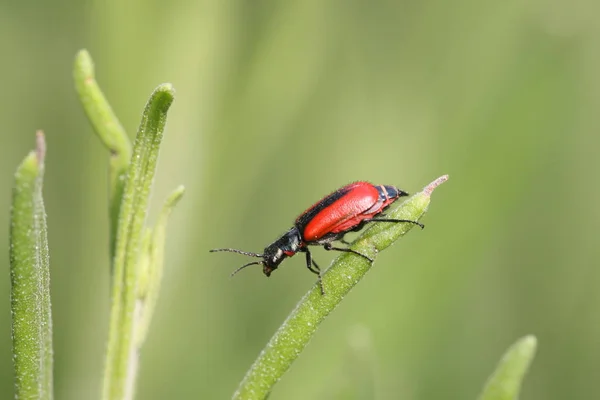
(210, 227, 303, 278)
(261, 246, 283, 277)
(261, 227, 303, 276)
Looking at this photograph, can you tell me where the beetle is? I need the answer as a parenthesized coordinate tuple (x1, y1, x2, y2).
(210, 182, 423, 294)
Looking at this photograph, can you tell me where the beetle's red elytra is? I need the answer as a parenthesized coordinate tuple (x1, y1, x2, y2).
(210, 182, 423, 294)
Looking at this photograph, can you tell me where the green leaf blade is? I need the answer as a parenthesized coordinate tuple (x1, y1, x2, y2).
(102, 84, 176, 400)
(478, 335, 538, 400)
(73, 49, 131, 162)
(136, 186, 185, 347)
(74, 49, 132, 262)
(10, 132, 53, 400)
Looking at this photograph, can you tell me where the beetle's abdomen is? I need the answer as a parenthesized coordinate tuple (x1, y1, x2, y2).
(297, 182, 395, 242)
(377, 185, 406, 201)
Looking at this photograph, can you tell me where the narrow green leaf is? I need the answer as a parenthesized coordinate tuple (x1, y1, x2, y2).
(478, 335, 537, 400)
(233, 175, 449, 400)
(102, 84, 175, 400)
(136, 186, 185, 347)
(74, 49, 132, 261)
(10, 132, 53, 400)
(136, 229, 153, 313)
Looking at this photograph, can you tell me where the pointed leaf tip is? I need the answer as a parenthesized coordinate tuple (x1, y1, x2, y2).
(166, 186, 185, 207)
(423, 174, 449, 196)
(10, 131, 53, 399)
(35, 131, 46, 166)
(478, 335, 537, 400)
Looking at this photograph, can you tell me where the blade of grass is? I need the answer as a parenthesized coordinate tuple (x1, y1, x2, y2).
(232, 175, 449, 400)
(477, 335, 537, 400)
(74, 49, 132, 262)
(102, 84, 175, 400)
(10, 132, 53, 400)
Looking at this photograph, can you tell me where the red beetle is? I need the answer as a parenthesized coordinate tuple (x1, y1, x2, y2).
(210, 182, 423, 294)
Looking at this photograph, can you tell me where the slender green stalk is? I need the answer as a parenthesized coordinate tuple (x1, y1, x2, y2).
(75, 49, 183, 400)
(478, 336, 537, 400)
(233, 175, 449, 400)
(74, 49, 132, 261)
(102, 84, 175, 400)
(136, 186, 186, 347)
(10, 132, 53, 400)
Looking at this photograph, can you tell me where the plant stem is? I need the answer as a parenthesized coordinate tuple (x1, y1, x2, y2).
(232, 175, 449, 400)
(102, 84, 175, 400)
(74, 49, 132, 262)
(10, 132, 53, 400)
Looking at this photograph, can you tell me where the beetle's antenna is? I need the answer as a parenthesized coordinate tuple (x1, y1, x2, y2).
(210, 248, 263, 258)
(230, 261, 264, 277)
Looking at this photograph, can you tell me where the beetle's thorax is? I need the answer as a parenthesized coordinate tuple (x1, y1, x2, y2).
(262, 227, 303, 276)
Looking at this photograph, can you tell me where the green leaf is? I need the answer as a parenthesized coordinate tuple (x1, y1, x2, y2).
(478, 335, 538, 400)
(136, 186, 185, 347)
(10, 132, 53, 400)
(102, 84, 176, 400)
(232, 175, 449, 400)
(74, 49, 132, 262)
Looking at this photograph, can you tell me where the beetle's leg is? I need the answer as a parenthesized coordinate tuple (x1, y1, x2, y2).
(323, 243, 374, 263)
(339, 236, 352, 245)
(304, 250, 321, 275)
(304, 249, 325, 295)
(365, 218, 424, 229)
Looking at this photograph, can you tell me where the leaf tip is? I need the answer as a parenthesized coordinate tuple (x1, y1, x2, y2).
(75, 48, 91, 60)
(514, 334, 537, 360)
(519, 334, 537, 348)
(478, 335, 538, 400)
(155, 83, 176, 98)
(422, 174, 449, 196)
(147, 83, 176, 114)
(74, 49, 94, 78)
(35, 130, 46, 166)
(165, 185, 185, 208)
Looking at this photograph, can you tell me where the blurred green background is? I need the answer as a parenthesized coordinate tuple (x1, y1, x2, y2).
(1, 0, 599, 399)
